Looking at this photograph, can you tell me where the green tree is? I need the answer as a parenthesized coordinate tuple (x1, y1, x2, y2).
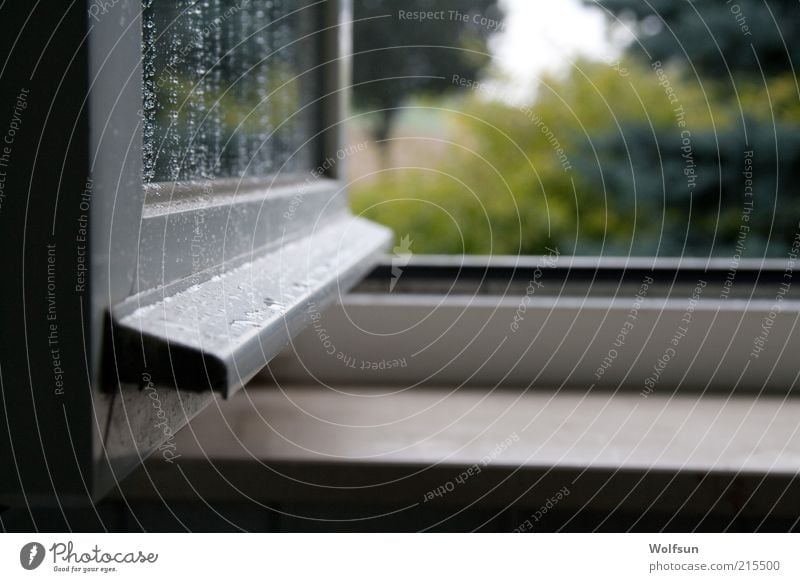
(352, 0, 502, 144)
(581, 0, 800, 256)
(588, 0, 800, 79)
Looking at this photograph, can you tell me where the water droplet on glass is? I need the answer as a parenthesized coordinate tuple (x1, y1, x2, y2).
(142, 0, 318, 184)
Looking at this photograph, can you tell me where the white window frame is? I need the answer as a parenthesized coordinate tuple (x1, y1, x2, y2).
(0, 0, 390, 505)
(270, 255, 800, 394)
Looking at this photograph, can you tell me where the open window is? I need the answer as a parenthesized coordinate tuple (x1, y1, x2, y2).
(2, 0, 799, 533)
(0, 0, 389, 505)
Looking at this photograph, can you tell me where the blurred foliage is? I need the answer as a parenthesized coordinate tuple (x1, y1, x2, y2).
(585, 0, 800, 256)
(352, 0, 502, 143)
(590, 0, 800, 80)
(351, 1, 800, 257)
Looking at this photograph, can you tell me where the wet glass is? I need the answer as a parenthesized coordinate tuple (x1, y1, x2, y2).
(142, 0, 319, 184)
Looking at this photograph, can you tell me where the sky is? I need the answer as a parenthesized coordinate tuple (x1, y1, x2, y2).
(489, 0, 622, 98)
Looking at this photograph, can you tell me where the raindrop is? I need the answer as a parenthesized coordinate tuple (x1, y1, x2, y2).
(141, 0, 320, 184)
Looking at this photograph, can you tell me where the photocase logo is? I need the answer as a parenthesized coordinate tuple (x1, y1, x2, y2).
(20, 542, 45, 570)
(390, 234, 414, 292)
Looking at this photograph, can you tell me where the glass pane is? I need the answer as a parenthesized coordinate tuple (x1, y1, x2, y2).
(142, 0, 319, 184)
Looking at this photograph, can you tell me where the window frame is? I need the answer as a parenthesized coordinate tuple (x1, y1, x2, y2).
(269, 255, 800, 394)
(0, 0, 391, 505)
